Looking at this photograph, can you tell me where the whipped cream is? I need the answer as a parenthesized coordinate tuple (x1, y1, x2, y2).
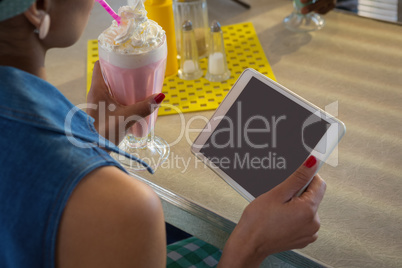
(98, 0, 165, 54)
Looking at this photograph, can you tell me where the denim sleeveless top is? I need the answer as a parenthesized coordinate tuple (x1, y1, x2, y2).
(0, 66, 153, 268)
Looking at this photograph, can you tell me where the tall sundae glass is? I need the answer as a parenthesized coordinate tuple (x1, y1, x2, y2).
(98, 1, 169, 171)
(283, 0, 325, 32)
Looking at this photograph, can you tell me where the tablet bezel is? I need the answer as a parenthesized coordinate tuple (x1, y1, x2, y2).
(191, 68, 346, 201)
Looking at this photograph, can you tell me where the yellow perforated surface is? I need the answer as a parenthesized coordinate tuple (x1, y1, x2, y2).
(87, 22, 276, 116)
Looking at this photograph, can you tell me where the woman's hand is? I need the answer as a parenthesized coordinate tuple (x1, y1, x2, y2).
(218, 156, 326, 268)
(301, 0, 336, 14)
(86, 61, 165, 145)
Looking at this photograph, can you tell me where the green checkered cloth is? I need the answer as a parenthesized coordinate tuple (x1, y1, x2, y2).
(167, 237, 222, 268)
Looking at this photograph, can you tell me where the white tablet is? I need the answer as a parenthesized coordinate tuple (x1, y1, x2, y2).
(191, 69, 346, 202)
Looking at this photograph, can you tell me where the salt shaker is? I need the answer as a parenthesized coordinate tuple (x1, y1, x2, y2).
(205, 21, 231, 82)
(178, 20, 203, 80)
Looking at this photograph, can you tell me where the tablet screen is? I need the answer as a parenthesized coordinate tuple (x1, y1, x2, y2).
(199, 77, 330, 198)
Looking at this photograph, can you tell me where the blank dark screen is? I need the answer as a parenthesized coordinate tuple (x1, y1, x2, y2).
(199, 77, 329, 198)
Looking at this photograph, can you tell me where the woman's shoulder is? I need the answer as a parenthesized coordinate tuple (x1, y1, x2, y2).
(56, 166, 167, 268)
(61, 166, 163, 223)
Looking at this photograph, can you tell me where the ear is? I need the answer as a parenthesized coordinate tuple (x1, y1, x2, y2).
(23, 0, 49, 29)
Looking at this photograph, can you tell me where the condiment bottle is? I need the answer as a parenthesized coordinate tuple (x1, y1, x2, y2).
(172, 0, 209, 58)
(144, 0, 179, 76)
(178, 20, 203, 80)
(205, 21, 231, 82)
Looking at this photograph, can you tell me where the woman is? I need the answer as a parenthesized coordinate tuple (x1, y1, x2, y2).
(0, 0, 326, 267)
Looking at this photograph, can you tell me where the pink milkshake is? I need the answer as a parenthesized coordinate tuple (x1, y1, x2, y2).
(98, 41, 167, 138)
(98, 2, 170, 171)
(98, 3, 167, 144)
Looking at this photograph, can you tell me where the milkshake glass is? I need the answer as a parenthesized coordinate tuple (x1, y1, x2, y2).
(98, 3, 169, 170)
(283, 0, 325, 32)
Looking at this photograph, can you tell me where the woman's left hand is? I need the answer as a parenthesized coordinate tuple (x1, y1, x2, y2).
(86, 61, 165, 145)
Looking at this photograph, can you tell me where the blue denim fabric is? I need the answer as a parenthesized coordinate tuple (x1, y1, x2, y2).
(0, 66, 152, 268)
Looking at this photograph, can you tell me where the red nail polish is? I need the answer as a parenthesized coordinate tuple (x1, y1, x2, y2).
(304, 155, 317, 168)
(154, 93, 165, 104)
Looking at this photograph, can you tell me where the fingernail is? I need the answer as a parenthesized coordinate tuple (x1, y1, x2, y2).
(304, 155, 317, 168)
(154, 93, 165, 104)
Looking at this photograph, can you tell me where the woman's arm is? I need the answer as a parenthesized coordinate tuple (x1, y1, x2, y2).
(56, 166, 166, 268)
